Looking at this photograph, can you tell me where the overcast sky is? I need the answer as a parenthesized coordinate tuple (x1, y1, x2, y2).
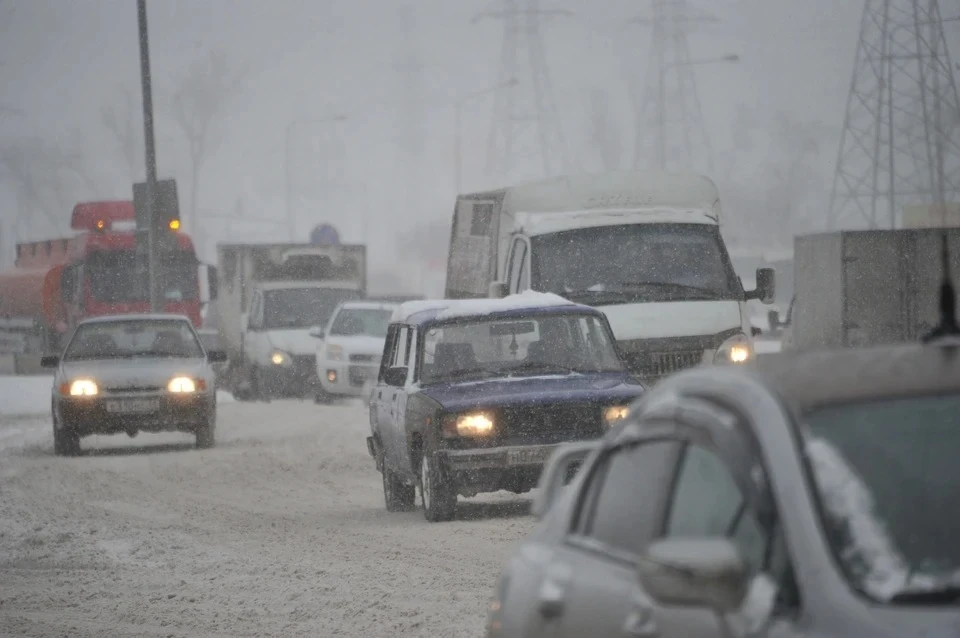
(1, 0, 950, 282)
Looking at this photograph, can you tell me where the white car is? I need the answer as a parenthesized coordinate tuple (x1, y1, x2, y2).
(310, 301, 396, 402)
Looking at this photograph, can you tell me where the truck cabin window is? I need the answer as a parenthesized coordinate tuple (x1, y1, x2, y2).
(419, 313, 623, 385)
(263, 288, 363, 330)
(530, 223, 741, 304)
(63, 320, 203, 361)
(330, 308, 393, 337)
(86, 250, 198, 303)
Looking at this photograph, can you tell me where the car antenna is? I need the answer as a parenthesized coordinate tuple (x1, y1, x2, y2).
(922, 230, 959, 342)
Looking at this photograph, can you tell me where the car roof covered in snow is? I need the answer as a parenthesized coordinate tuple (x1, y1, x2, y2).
(750, 340, 960, 413)
(391, 291, 600, 326)
(335, 300, 399, 311)
(77, 313, 192, 325)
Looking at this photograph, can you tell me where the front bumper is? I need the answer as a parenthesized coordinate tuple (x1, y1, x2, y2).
(435, 443, 562, 495)
(318, 360, 378, 396)
(261, 356, 319, 396)
(55, 393, 214, 435)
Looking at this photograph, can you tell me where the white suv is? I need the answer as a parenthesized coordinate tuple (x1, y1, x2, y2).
(310, 301, 397, 402)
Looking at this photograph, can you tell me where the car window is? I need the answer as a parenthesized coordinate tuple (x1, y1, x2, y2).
(573, 440, 678, 557)
(64, 320, 204, 361)
(392, 326, 410, 368)
(664, 444, 769, 573)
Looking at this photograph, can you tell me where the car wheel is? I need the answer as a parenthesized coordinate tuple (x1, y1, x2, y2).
(420, 451, 456, 522)
(382, 465, 416, 512)
(196, 413, 216, 449)
(52, 410, 80, 457)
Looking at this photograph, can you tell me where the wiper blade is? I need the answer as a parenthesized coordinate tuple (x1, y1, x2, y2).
(443, 367, 509, 380)
(890, 586, 960, 605)
(619, 281, 724, 298)
(508, 361, 576, 375)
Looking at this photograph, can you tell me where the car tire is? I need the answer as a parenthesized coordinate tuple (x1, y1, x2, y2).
(52, 411, 80, 457)
(382, 466, 416, 512)
(196, 413, 216, 449)
(420, 450, 456, 522)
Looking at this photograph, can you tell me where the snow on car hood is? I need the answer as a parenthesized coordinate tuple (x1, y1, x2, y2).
(601, 300, 743, 341)
(60, 358, 210, 388)
(322, 335, 386, 357)
(419, 372, 643, 413)
(266, 329, 317, 356)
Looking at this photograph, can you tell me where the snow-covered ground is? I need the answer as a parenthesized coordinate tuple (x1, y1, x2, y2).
(0, 393, 531, 637)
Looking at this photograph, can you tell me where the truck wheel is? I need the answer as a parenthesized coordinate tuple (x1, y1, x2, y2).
(419, 451, 456, 522)
(382, 465, 416, 512)
(52, 412, 80, 457)
(196, 413, 216, 449)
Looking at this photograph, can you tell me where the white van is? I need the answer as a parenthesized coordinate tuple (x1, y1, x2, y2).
(444, 171, 775, 382)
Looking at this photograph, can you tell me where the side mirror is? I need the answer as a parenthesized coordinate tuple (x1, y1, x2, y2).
(308, 326, 325, 339)
(206, 350, 228, 364)
(638, 537, 748, 613)
(207, 265, 219, 301)
(531, 440, 599, 519)
(488, 280, 508, 299)
(40, 355, 60, 369)
(746, 268, 776, 305)
(383, 366, 407, 387)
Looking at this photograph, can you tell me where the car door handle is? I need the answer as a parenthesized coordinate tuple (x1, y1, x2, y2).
(537, 565, 572, 619)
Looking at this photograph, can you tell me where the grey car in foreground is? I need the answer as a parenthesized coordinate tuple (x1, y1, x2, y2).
(42, 314, 227, 455)
(487, 338, 960, 638)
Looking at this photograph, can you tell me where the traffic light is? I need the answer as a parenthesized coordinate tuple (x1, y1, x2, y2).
(133, 179, 181, 249)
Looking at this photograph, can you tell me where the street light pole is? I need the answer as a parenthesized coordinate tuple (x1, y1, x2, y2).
(454, 78, 518, 193)
(657, 54, 739, 170)
(136, 0, 161, 312)
(284, 114, 348, 242)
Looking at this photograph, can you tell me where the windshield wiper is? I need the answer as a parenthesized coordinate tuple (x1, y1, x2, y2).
(507, 361, 577, 375)
(441, 367, 510, 381)
(619, 281, 725, 299)
(890, 586, 960, 605)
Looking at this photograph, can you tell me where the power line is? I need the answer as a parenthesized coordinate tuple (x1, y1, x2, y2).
(476, 0, 573, 185)
(828, 0, 960, 229)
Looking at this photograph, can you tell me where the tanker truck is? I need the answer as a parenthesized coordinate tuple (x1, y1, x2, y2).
(0, 201, 217, 374)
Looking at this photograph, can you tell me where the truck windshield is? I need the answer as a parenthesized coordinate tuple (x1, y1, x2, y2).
(86, 250, 198, 303)
(419, 312, 623, 385)
(530, 223, 741, 304)
(263, 288, 362, 330)
(63, 319, 203, 361)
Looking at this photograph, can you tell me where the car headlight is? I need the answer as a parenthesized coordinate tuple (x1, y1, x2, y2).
(168, 376, 204, 393)
(442, 412, 495, 438)
(326, 344, 344, 361)
(603, 405, 630, 426)
(67, 379, 98, 396)
(714, 334, 752, 364)
(270, 351, 292, 366)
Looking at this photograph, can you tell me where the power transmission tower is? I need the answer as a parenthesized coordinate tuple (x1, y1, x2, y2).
(828, 0, 960, 230)
(632, 0, 717, 173)
(395, 4, 424, 221)
(476, 0, 573, 185)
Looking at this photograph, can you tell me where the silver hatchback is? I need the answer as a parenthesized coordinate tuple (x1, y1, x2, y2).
(487, 339, 960, 638)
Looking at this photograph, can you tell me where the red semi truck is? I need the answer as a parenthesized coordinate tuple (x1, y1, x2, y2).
(0, 200, 217, 372)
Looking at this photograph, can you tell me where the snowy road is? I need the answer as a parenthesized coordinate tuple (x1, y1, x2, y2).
(0, 399, 534, 637)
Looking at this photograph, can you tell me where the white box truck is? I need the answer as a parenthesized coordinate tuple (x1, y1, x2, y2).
(216, 243, 366, 400)
(445, 171, 775, 382)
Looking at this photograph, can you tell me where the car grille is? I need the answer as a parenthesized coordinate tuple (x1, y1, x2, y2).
(348, 365, 375, 387)
(349, 354, 377, 363)
(622, 350, 704, 377)
(615, 333, 738, 380)
(104, 385, 163, 393)
(497, 403, 603, 446)
(293, 355, 317, 380)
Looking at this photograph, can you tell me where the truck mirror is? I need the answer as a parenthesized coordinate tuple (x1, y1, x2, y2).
(488, 281, 508, 299)
(747, 268, 775, 304)
(207, 265, 219, 301)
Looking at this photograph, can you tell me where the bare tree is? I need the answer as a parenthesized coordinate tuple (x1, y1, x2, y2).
(170, 51, 247, 251)
(100, 86, 143, 183)
(587, 89, 623, 172)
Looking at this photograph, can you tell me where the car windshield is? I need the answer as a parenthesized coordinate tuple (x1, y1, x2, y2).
(263, 288, 362, 330)
(419, 312, 623, 385)
(330, 308, 393, 338)
(86, 249, 198, 302)
(63, 320, 204, 361)
(531, 223, 741, 304)
(804, 393, 960, 603)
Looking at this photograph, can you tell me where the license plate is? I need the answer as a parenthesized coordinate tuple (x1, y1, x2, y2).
(507, 446, 556, 466)
(105, 398, 160, 414)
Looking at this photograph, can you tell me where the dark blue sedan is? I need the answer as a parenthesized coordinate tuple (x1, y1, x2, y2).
(365, 292, 645, 522)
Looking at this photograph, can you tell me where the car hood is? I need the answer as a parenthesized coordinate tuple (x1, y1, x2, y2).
(60, 358, 210, 388)
(266, 329, 316, 356)
(324, 335, 386, 356)
(419, 373, 643, 412)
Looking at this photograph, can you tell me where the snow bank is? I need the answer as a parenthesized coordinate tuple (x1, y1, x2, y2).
(0, 375, 235, 417)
